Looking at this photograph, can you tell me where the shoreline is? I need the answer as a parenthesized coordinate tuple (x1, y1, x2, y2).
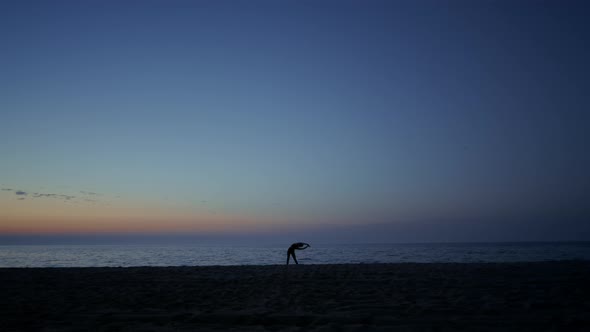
(1, 259, 589, 268)
(2, 262, 590, 331)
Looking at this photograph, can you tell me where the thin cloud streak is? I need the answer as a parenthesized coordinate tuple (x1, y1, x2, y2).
(2, 186, 112, 205)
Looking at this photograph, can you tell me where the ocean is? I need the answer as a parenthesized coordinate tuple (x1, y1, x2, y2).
(1, 242, 589, 267)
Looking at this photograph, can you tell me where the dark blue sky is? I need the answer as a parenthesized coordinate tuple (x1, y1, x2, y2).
(1, 1, 589, 242)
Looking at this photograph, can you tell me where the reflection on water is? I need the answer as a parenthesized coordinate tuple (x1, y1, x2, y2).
(1, 242, 589, 267)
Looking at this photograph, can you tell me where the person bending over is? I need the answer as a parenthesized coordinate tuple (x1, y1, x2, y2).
(287, 242, 310, 265)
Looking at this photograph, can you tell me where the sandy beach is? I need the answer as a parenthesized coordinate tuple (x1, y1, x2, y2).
(1, 262, 589, 331)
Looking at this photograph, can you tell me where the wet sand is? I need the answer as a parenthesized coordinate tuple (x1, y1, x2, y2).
(1, 262, 589, 331)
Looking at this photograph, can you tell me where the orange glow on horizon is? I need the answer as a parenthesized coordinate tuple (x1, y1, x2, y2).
(0, 193, 295, 234)
(0, 190, 361, 235)
(0, 213, 295, 235)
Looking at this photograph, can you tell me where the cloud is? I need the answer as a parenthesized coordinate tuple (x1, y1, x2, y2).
(80, 191, 101, 196)
(32, 193, 58, 198)
(8, 186, 103, 204)
(30, 192, 76, 200)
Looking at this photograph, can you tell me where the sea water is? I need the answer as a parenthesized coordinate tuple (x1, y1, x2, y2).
(1, 242, 589, 267)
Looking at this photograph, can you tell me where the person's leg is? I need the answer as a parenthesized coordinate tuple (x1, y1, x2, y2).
(286, 251, 290, 265)
(293, 252, 298, 264)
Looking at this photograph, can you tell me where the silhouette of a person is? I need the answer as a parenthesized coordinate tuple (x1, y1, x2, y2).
(287, 242, 310, 265)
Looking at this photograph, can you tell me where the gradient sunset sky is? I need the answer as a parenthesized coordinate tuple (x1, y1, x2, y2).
(1, 0, 589, 243)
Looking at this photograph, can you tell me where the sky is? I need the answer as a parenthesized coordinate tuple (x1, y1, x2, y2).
(1, 0, 589, 244)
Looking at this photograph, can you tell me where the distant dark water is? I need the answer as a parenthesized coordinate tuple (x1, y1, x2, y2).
(1, 242, 589, 267)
